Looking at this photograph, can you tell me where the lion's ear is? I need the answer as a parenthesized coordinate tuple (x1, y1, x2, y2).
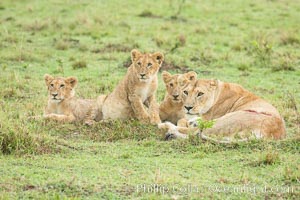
(162, 71, 171, 83)
(209, 79, 218, 88)
(152, 52, 164, 65)
(44, 74, 54, 86)
(131, 49, 142, 62)
(178, 75, 188, 87)
(185, 71, 197, 81)
(66, 76, 78, 88)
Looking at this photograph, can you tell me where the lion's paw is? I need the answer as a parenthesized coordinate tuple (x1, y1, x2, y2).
(165, 132, 176, 140)
(150, 117, 161, 125)
(85, 119, 95, 126)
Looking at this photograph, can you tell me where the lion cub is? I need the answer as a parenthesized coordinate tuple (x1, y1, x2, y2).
(101, 49, 164, 124)
(159, 71, 197, 124)
(44, 74, 99, 123)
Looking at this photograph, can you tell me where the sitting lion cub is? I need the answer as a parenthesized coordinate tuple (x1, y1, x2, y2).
(159, 71, 197, 125)
(101, 49, 164, 124)
(43, 74, 99, 123)
(159, 79, 286, 142)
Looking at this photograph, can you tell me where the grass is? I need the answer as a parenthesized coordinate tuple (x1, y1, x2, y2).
(72, 60, 87, 70)
(0, 0, 299, 199)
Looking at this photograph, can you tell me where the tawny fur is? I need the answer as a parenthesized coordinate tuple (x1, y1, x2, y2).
(159, 71, 197, 124)
(101, 49, 164, 124)
(43, 74, 99, 123)
(85, 94, 107, 125)
(159, 79, 286, 141)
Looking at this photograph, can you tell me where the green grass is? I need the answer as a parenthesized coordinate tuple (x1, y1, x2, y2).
(0, 0, 299, 199)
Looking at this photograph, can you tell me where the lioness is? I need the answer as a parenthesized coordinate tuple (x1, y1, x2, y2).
(101, 49, 164, 124)
(44, 74, 99, 123)
(159, 71, 197, 124)
(159, 79, 286, 142)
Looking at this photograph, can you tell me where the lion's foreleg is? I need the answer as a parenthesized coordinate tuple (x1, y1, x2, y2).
(177, 118, 188, 128)
(44, 113, 76, 122)
(158, 122, 187, 139)
(129, 94, 149, 123)
(147, 95, 161, 124)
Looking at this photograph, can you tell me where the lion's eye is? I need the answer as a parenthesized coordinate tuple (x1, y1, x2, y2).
(198, 92, 204, 97)
(170, 83, 174, 87)
(60, 84, 65, 88)
(137, 62, 142, 66)
(147, 63, 152, 68)
(50, 84, 54, 87)
(183, 90, 188, 95)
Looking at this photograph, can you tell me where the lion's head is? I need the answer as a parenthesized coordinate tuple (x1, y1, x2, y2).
(44, 74, 78, 102)
(162, 71, 197, 103)
(131, 49, 164, 82)
(181, 79, 218, 116)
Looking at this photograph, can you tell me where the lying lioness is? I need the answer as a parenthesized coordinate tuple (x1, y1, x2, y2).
(159, 79, 286, 142)
(43, 74, 100, 123)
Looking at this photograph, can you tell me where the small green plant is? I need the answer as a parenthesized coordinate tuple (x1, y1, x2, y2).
(138, 10, 156, 18)
(198, 50, 217, 66)
(284, 166, 300, 184)
(190, 118, 215, 145)
(54, 58, 64, 74)
(249, 148, 281, 166)
(23, 19, 49, 32)
(55, 40, 69, 50)
(271, 53, 296, 71)
(250, 40, 273, 67)
(169, 34, 186, 53)
(237, 63, 250, 71)
(170, 0, 186, 20)
(262, 150, 280, 165)
(1, 64, 7, 70)
(197, 118, 215, 131)
(0, 125, 54, 155)
(72, 60, 87, 70)
(280, 32, 300, 46)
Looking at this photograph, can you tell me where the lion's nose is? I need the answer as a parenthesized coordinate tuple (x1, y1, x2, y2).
(173, 95, 179, 99)
(184, 106, 193, 111)
(52, 93, 58, 97)
(140, 73, 146, 78)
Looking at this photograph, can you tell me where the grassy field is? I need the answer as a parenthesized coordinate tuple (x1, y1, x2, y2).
(0, 0, 299, 199)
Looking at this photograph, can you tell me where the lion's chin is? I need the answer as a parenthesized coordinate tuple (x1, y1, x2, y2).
(185, 111, 199, 117)
(172, 99, 181, 103)
(51, 98, 62, 103)
(185, 113, 198, 120)
(186, 113, 198, 116)
(139, 78, 149, 83)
